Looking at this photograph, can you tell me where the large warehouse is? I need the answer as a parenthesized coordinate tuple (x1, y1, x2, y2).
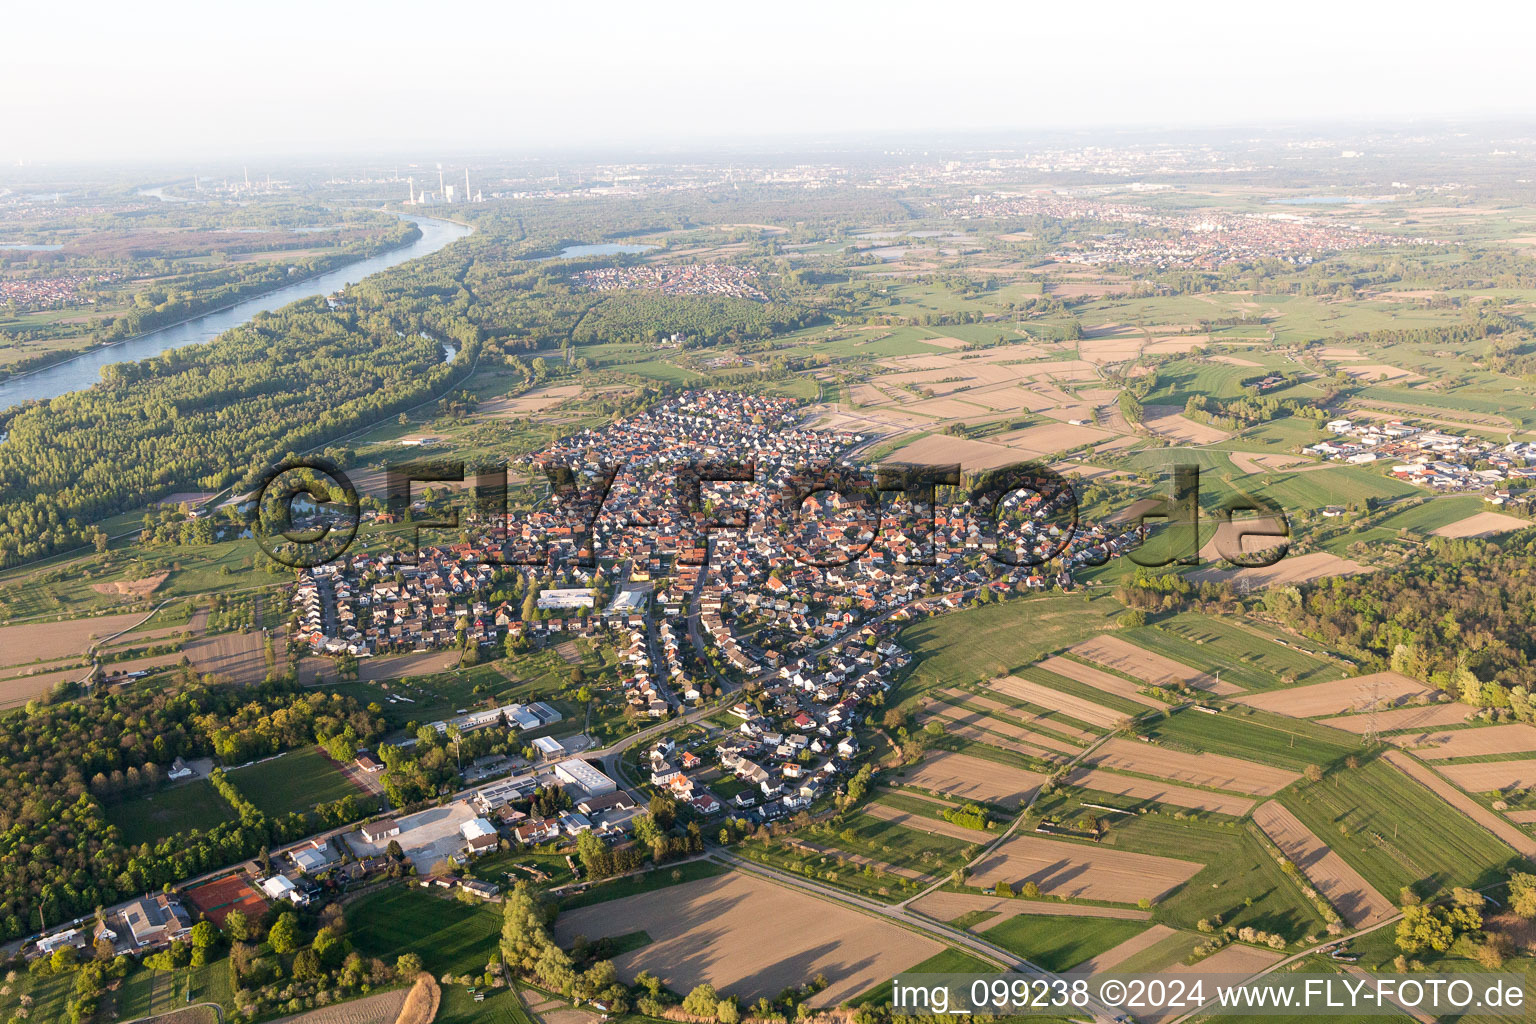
(554, 758, 616, 796)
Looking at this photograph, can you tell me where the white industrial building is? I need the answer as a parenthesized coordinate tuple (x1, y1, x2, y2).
(554, 758, 616, 795)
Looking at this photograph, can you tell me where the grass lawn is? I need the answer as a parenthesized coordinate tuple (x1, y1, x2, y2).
(436, 983, 537, 1024)
(348, 886, 505, 977)
(981, 915, 1150, 972)
(1138, 705, 1358, 772)
(557, 858, 730, 910)
(227, 745, 368, 818)
(1279, 756, 1521, 900)
(104, 778, 235, 845)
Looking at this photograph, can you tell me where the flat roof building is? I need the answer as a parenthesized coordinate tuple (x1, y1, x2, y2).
(554, 758, 616, 796)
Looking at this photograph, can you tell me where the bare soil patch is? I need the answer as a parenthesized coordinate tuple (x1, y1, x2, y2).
(1251, 801, 1394, 927)
(1085, 737, 1299, 795)
(939, 688, 1098, 742)
(1436, 759, 1536, 794)
(553, 871, 943, 1007)
(1431, 511, 1532, 539)
(1232, 671, 1432, 717)
(989, 675, 1124, 729)
(1394, 723, 1536, 760)
(1140, 405, 1231, 444)
(895, 751, 1048, 808)
(0, 612, 148, 669)
(1321, 702, 1470, 734)
(1037, 656, 1167, 708)
(90, 571, 171, 599)
(909, 889, 1151, 923)
(1064, 767, 1256, 816)
(1187, 550, 1373, 589)
(968, 834, 1203, 904)
(922, 701, 1082, 755)
(1068, 636, 1239, 695)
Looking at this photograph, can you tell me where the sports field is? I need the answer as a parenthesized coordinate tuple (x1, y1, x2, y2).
(104, 778, 235, 845)
(227, 745, 371, 818)
(348, 886, 505, 977)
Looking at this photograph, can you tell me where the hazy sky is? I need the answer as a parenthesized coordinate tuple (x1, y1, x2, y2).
(7, 0, 1536, 162)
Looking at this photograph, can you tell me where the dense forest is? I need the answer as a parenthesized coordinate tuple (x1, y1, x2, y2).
(1265, 532, 1536, 698)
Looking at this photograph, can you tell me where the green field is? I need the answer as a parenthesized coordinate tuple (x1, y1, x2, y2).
(558, 858, 730, 910)
(1121, 613, 1342, 691)
(981, 915, 1150, 972)
(1095, 815, 1329, 942)
(897, 593, 1125, 697)
(810, 811, 979, 878)
(1139, 706, 1358, 772)
(854, 947, 1003, 1005)
(1278, 756, 1521, 899)
(104, 778, 235, 845)
(437, 984, 538, 1024)
(227, 745, 369, 818)
(349, 886, 505, 977)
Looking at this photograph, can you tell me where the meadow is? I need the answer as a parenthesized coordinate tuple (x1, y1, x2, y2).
(980, 914, 1150, 972)
(1278, 756, 1520, 899)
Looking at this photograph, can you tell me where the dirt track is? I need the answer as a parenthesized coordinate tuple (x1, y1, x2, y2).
(1084, 737, 1299, 796)
(968, 834, 1203, 904)
(1251, 801, 1394, 927)
(553, 871, 942, 1007)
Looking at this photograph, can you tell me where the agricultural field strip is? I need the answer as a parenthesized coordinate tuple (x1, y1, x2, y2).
(986, 675, 1126, 730)
(1082, 737, 1300, 796)
(967, 833, 1204, 904)
(908, 889, 1153, 922)
(552, 870, 944, 1007)
(1065, 924, 1178, 976)
(1068, 635, 1242, 695)
(919, 701, 1083, 755)
(1320, 703, 1473, 734)
(861, 801, 991, 842)
(1037, 655, 1169, 708)
(1062, 767, 1256, 816)
(1385, 750, 1536, 858)
(936, 687, 1099, 742)
(1389, 723, 1536, 760)
(1231, 671, 1434, 717)
(1250, 801, 1395, 928)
